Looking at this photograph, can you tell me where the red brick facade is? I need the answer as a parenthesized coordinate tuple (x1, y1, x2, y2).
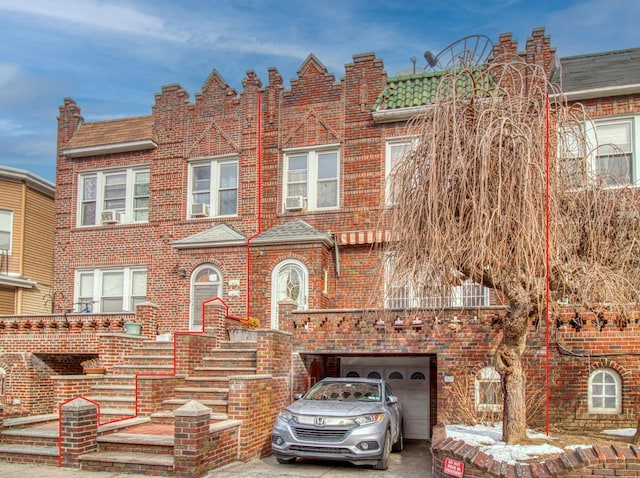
(0, 28, 638, 460)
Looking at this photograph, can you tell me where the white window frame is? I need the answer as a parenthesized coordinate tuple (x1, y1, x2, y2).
(189, 264, 223, 332)
(74, 266, 147, 313)
(188, 156, 238, 218)
(270, 259, 308, 328)
(283, 145, 340, 212)
(385, 137, 417, 206)
(565, 116, 639, 188)
(588, 367, 621, 414)
(475, 366, 503, 412)
(77, 168, 150, 226)
(0, 210, 13, 253)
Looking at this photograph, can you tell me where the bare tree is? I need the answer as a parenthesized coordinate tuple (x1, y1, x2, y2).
(386, 57, 640, 444)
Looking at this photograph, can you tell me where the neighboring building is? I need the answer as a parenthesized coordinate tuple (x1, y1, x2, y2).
(0, 166, 54, 314)
(0, 28, 637, 473)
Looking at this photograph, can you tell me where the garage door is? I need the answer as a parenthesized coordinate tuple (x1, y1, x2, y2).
(341, 356, 430, 439)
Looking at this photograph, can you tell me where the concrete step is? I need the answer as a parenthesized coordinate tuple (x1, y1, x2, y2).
(149, 410, 229, 425)
(111, 364, 174, 374)
(192, 366, 256, 377)
(0, 444, 58, 465)
(89, 384, 136, 396)
(79, 450, 174, 476)
(87, 395, 135, 410)
(123, 354, 174, 363)
(160, 398, 227, 414)
(201, 356, 256, 368)
(1, 426, 58, 448)
(97, 431, 173, 455)
(173, 386, 228, 400)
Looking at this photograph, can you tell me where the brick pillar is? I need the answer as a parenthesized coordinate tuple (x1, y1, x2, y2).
(60, 397, 98, 468)
(135, 302, 159, 337)
(173, 400, 212, 478)
(202, 301, 227, 340)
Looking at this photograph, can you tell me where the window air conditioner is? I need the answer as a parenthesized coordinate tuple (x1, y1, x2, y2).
(285, 196, 304, 211)
(191, 203, 210, 217)
(101, 210, 122, 224)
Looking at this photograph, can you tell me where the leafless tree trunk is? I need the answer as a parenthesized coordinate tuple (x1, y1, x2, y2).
(633, 417, 640, 445)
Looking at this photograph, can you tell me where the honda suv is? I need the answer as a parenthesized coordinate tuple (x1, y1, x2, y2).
(272, 377, 404, 470)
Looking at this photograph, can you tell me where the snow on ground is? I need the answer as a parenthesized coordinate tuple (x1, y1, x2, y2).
(445, 424, 635, 464)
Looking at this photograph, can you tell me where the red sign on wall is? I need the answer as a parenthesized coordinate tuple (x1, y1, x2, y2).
(444, 457, 465, 478)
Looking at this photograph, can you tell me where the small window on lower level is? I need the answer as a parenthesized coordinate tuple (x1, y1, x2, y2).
(588, 368, 621, 414)
(475, 366, 502, 412)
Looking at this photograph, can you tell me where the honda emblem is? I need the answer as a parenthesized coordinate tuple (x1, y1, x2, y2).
(314, 416, 325, 426)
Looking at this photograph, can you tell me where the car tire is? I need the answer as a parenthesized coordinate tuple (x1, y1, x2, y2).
(276, 457, 296, 464)
(373, 431, 391, 470)
(392, 422, 404, 452)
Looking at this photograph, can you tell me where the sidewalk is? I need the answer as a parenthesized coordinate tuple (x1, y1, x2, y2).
(0, 441, 432, 477)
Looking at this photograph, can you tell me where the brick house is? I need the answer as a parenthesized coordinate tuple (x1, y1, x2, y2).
(0, 28, 638, 473)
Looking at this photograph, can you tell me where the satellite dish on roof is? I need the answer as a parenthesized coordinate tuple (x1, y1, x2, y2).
(423, 34, 494, 70)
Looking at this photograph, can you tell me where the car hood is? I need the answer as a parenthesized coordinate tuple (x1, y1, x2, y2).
(287, 399, 383, 416)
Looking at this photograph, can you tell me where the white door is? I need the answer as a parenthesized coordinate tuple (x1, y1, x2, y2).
(341, 357, 430, 439)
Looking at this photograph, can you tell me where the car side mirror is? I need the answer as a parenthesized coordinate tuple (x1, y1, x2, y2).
(387, 396, 398, 404)
(293, 393, 304, 400)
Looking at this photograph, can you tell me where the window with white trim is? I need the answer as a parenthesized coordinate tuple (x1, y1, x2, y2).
(188, 157, 238, 218)
(562, 116, 639, 187)
(78, 168, 149, 226)
(475, 366, 502, 412)
(0, 210, 13, 253)
(385, 138, 416, 205)
(588, 368, 621, 414)
(284, 147, 339, 211)
(75, 267, 147, 313)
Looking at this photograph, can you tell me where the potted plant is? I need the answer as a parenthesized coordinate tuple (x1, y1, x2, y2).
(81, 358, 105, 375)
(228, 317, 259, 342)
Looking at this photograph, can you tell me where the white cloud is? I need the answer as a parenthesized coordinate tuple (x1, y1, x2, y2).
(0, 0, 186, 41)
(0, 63, 21, 90)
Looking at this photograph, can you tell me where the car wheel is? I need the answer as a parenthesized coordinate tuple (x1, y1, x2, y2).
(373, 431, 391, 470)
(392, 422, 404, 452)
(276, 457, 296, 464)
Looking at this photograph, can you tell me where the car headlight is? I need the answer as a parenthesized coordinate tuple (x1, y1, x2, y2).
(278, 410, 294, 422)
(354, 413, 385, 425)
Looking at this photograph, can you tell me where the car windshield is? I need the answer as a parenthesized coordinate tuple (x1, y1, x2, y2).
(304, 381, 381, 402)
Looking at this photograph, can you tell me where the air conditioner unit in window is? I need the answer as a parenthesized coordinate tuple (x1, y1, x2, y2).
(285, 196, 304, 211)
(101, 210, 122, 224)
(191, 203, 210, 217)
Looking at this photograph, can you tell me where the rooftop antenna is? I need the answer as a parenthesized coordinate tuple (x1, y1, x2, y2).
(410, 56, 417, 74)
(423, 34, 494, 70)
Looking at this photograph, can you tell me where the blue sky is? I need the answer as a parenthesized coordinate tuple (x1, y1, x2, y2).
(0, 0, 638, 183)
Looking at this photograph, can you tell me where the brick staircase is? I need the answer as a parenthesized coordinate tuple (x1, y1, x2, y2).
(80, 338, 257, 475)
(0, 337, 259, 475)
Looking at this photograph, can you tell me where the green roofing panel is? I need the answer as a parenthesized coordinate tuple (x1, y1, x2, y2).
(373, 67, 493, 111)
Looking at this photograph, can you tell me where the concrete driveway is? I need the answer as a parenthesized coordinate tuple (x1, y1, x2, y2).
(213, 440, 433, 478)
(0, 441, 431, 478)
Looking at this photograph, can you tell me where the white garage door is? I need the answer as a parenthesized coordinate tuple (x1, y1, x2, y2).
(341, 356, 430, 440)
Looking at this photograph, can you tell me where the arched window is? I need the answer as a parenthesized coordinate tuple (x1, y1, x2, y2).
(271, 260, 308, 328)
(588, 368, 621, 414)
(475, 366, 502, 412)
(190, 264, 222, 332)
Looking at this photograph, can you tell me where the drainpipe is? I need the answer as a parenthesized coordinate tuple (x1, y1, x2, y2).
(245, 90, 263, 318)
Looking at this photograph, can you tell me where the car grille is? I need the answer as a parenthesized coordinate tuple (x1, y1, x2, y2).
(290, 445, 352, 455)
(292, 426, 350, 442)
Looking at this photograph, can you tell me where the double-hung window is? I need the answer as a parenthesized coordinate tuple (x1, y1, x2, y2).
(594, 120, 633, 186)
(564, 117, 639, 187)
(76, 267, 147, 313)
(284, 147, 339, 211)
(385, 138, 415, 205)
(0, 210, 13, 253)
(78, 168, 150, 226)
(188, 157, 238, 218)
